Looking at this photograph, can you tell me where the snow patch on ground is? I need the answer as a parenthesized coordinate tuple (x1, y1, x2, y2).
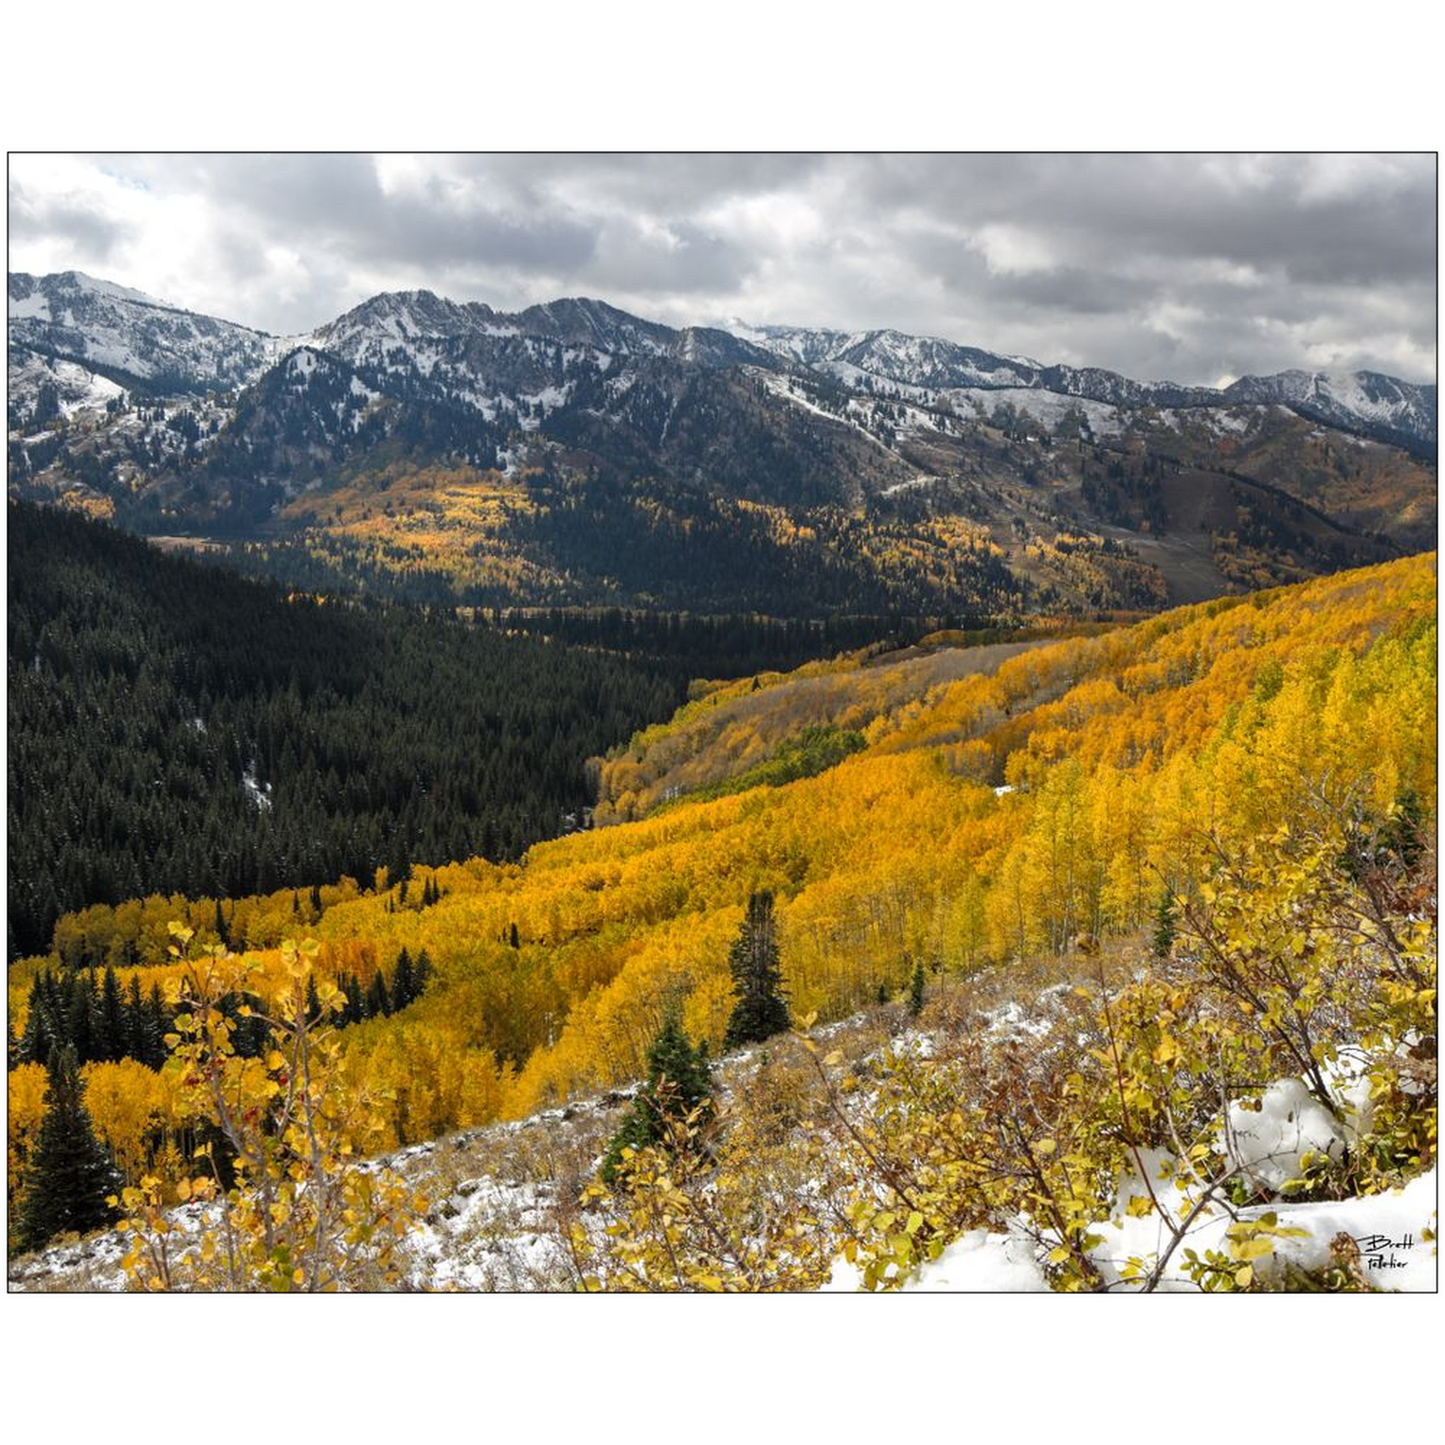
(1224, 1078, 1348, 1193)
(949, 386, 1125, 436)
(241, 763, 272, 811)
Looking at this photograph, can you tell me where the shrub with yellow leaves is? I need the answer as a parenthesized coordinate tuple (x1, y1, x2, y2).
(111, 926, 428, 1292)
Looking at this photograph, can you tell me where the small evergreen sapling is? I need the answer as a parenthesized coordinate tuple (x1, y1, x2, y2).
(1152, 889, 1177, 959)
(600, 1017, 714, 1185)
(907, 960, 926, 1017)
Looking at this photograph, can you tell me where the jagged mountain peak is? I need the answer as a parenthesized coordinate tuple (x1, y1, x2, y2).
(8, 269, 278, 394)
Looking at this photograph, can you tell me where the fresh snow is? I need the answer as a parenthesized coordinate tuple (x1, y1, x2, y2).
(241, 764, 272, 811)
(952, 385, 1124, 436)
(825, 1155, 1438, 1293)
(752, 369, 906, 461)
(1224, 1078, 1351, 1194)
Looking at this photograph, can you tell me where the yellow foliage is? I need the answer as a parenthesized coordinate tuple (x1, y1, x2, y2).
(24, 553, 1438, 1162)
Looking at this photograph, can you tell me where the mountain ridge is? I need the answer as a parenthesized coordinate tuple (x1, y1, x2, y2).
(12, 269, 1435, 438)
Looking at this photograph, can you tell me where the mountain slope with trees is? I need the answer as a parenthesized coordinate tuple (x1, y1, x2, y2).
(8, 553, 1434, 1291)
(5, 500, 686, 959)
(10, 552, 1431, 1186)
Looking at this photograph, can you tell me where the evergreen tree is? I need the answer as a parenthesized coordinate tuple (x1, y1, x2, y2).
(97, 966, 126, 1062)
(907, 960, 926, 1017)
(144, 983, 170, 1068)
(365, 971, 391, 1019)
(724, 890, 791, 1048)
(342, 973, 366, 1025)
(124, 975, 146, 1060)
(17, 1046, 121, 1252)
(18, 974, 57, 1065)
(1152, 890, 1177, 959)
(391, 949, 415, 1011)
(65, 975, 96, 1065)
(600, 1017, 714, 1185)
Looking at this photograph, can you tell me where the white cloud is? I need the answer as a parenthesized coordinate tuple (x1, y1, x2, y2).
(7, 152, 1436, 385)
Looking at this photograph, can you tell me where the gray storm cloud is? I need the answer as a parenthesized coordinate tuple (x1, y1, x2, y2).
(7, 152, 1436, 385)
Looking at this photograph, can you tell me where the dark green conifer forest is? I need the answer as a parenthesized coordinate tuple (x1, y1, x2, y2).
(6, 501, 687, 959)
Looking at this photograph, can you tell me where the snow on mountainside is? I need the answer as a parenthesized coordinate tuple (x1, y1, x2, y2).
(1223, 368, 1437, 446)
(7, 347, 126, 423)
(7, 271, 1435, 579)
(9, 270, 1433, 451)
(8, 270, 281, 392)
(737, 321, 1437, 447)
(315, 290, 776, 376)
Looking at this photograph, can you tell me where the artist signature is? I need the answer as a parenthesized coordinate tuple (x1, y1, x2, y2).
(1353, 1233, 1415, 1270)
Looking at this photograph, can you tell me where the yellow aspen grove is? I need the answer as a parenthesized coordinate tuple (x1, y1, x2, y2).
(10, 554, 1434, 1164)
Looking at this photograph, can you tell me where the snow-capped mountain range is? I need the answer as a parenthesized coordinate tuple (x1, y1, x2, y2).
(8, 266, 1439, 624)
(10, 269, 1435, 450)
(312, 291, 773, 374)
(7, 269, 1437, 610)
(738, 322, 1436, 448)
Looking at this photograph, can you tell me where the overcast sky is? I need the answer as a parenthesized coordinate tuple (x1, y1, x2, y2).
(8, 152, 1436, 386)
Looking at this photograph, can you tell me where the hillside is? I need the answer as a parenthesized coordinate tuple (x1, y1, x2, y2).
(13, 552, 1432, 1129)
(11, 962, 1436, 1292)
(5, 501, 685, 959)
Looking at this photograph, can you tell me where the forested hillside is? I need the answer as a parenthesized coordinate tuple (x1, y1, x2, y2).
(5, 501, 686, 959)
(11, 553, 1433, 1219)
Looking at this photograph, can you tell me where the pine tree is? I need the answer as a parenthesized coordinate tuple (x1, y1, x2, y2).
(365, 971, 391, 1019)
(391, 949, 415, 1011)
(907, 960, 926, 1017)
(724, 890, 791, 1048)
(342, 973, 365, 1025)
(1152, 890, 1177, 959)
(19, 974, 57, 1065)
(97, 966, 125, 1062)
(66, 974, 96, 1065)
(17, 1046, 121, 1252)
(600, 1017, 714, 1185)
(143, 983, 170, 1068)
